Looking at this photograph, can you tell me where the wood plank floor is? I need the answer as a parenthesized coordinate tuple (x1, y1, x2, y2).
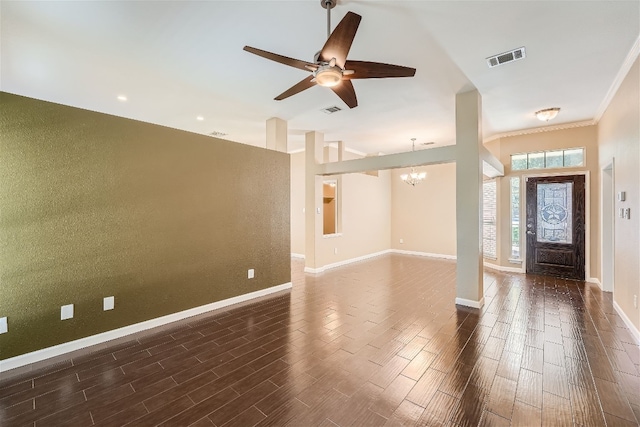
(1, 254, 638, 426)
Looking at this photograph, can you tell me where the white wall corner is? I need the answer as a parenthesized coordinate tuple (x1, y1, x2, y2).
(0, 282, 293, 373)
(613, 301, 640, 345)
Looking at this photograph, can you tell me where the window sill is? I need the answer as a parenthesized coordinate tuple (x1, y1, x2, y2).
(483, 256, 497, 261)
(508, 258, 522, 264)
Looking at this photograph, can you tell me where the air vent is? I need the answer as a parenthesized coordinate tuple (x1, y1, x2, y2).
(209, 131, 228, 137)
(421, 142, 435, 146)
(486, 47, 526, 68)
(322, 106, 342, 114)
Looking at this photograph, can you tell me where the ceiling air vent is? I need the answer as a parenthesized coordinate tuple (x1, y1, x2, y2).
(486, 47, 526, 68)
(322, 106, 342, 114)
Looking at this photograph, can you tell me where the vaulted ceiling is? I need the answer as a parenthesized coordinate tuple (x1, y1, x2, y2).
(2, 1, 638, 154)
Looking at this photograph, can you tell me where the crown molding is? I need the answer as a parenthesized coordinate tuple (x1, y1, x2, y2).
(594, 35, 640, 122)
(483, 119, 596, 143)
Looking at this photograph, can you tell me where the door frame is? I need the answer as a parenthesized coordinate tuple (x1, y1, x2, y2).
(521, 170, 590, 281)
(601, 160, 615, 292)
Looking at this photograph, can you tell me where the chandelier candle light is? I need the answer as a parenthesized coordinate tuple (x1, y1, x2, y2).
(400, 138, 427, 186)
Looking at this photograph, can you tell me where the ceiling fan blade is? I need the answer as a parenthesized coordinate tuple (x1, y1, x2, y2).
(342, 60, 416, 79)
(331, 80, 357, 109)
(319, 11, 361, 69)
(275, 75, 316, 101)
(244, 46, 314, 71)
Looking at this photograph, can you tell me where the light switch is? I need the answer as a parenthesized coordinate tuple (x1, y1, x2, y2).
(619, 208, 625, 218)
(103, 296, 115, 311)
(248, 268, 255, 279)
(0, 317, 7, 334)
(624, 208, 631, 219)
(61, 304, 74, 320)
(316, 207, 321, 214)
(618, 191, 626, 201)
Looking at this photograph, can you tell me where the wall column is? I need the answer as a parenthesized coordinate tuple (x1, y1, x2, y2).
(455, 89, 484, 308)
(266, 117, 287, 152)
(305, 131, 324, 271)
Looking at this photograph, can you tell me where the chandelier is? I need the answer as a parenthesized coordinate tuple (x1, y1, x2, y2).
(400, 138, 427, 186)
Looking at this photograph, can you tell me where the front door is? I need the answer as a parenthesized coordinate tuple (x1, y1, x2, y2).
(525, 175, 585, 280)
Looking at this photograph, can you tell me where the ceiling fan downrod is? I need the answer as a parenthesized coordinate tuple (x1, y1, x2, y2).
(321, 0, 336, 39)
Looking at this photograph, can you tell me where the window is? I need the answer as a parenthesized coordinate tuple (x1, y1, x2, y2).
(510, 177, 520, 260)
(511, 148, 584, 171)
(483, 180, 497, 259)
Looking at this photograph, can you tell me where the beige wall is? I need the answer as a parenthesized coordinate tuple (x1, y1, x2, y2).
(291, 149, 391, 267)
(391, 163, 457, 257)
(597, 57, 640, 331)
(487, 126, 600, 280)
(0, 92, 291, 360)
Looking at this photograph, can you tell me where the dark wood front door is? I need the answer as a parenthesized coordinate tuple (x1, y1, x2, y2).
(526, 175, 585, 280)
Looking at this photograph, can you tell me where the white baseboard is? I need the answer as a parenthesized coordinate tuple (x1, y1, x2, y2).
(390, 249, 457, 260)
(586, 277, 602, 289)
(0, 282, 293, 373)
(304, 249, 392, 273)
(613, 300, 640, 345)
(483, 261, 524, 274)
(290, 253, 305, 259)
(455, 297, 485, 309)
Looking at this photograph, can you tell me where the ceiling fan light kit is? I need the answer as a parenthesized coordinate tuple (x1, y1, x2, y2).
(243, 0, 416, 108)
(535, 107, 561, 122)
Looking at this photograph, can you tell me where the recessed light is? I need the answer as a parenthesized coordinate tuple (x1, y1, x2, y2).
(196, 116, 204, 121)
(117, 95, 127, 102)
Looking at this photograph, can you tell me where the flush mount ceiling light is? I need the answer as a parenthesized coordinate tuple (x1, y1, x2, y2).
(117, 95, 127, 102)
(196, 115, 205, 121)
(535, 107, 560, 122)
(400, 138, 427, 187)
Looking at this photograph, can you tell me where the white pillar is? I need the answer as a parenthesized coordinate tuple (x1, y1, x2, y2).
(266, 117, 287, 152)
(305, 131, 324, 271)
(455, 89, 484, 308)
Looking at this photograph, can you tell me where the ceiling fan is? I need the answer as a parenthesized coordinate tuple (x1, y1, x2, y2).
(243, 0, 416, 109)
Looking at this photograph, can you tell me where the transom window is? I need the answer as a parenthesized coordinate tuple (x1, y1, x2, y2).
(511, 148, 584, 171)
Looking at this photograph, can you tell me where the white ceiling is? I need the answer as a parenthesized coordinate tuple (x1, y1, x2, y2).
(2, 1, 638, 154)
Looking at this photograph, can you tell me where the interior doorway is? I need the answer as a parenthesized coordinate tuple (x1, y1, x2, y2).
(525, 175, 586, 280)
(602, 162, 614, 292)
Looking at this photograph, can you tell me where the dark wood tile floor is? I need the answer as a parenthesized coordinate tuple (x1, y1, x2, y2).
(1, 254, 639, 426)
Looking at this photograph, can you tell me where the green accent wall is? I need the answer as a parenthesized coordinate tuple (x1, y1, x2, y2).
(0, 92, 291, 360)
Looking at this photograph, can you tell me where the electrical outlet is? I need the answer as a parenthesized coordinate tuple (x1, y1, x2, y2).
(0, 317, 7, 334)
(61, 304, 74, 320)
(103, 296, 115, 311)
(624, 208, 631, 219)
(634, 295, 638, 309)
(316, 208, 321, 214)
(400, 238, 404, 244)
(619, 208, 625, 218)
(248, 269, 255, 279)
